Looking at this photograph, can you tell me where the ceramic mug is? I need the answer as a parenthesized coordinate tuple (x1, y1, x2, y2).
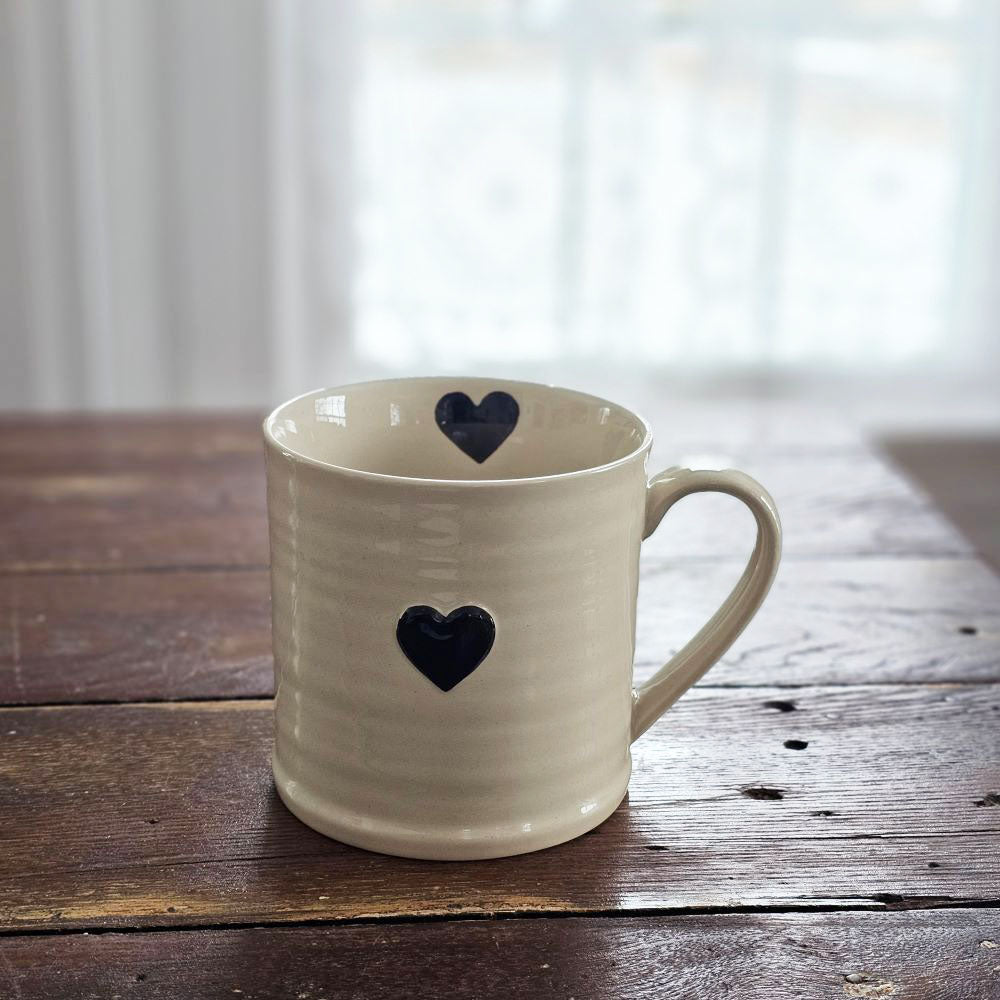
(264, 377, 781, 860)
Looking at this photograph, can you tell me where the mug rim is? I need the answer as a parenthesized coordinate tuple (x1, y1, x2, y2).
(263, 376, 653, 487)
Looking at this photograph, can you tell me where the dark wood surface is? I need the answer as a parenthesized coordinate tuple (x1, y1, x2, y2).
(3, 910, 1000, 1000)
(3, 557, 997, 705)
(882, 433, 1000, 572)
(1, 685, 998, 933)
(0, 414, 970, 573)
(0, 410, 998, 997)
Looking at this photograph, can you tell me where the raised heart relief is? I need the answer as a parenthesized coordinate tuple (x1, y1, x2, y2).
(435, 391, 519, 464)
(396, 605, 496, 692)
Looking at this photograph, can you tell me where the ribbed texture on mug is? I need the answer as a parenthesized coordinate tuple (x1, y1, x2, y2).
(266, 450, 646, 851)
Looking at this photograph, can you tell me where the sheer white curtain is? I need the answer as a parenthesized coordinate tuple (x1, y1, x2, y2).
(352, 0, 1000, 374)
(0, 0, 353, 409)
(2, 0, 999, 410)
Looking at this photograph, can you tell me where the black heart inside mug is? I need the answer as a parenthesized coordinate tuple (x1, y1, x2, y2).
(396, 605, 496, 692)
(435, 391, 519, 463)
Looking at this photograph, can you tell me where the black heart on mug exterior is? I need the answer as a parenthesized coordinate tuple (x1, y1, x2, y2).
(396, 605, 496, 692)
(435, 391, 519, 464)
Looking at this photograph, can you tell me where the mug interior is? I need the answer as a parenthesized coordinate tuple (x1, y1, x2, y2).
(264, 378, 649, 481)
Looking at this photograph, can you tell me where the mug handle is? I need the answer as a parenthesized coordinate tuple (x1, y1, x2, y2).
(631, 467, 782, 741)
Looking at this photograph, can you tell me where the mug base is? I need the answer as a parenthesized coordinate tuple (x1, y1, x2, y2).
(272, 752, 630, 861)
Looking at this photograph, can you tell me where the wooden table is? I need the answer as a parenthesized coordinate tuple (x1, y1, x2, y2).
(1, 405, 999, 999)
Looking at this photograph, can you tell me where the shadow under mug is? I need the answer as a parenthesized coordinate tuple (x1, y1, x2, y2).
(263, 377, 781, 860)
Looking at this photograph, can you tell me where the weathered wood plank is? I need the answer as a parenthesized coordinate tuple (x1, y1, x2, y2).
(3, 910, 999, 1000)
(0, 414, 968, 572)
(881, 433, 1000, 572)
(0, 686, 997, 932)
(2, 559, 996, 705)
(0, 413, 264, 473)
(0, 570, 271, 704)
(0, 462, 267, 572)
(633, 556, 1000, 686)
(639, 447, 970, 561)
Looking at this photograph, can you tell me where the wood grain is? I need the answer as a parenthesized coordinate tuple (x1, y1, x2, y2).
(0, 462, 267, 572)
(1, 685, 997, 932)
(0, 416, 968, 572)
(3, 910, 998, 1000)
(881, 433, 1000, 571)
(0, 413, 264, 473)
(1, 412, 997, 979)
(633, 555, 1000, 686)
(639, 447, 970, 561)
(3, 558, 997, 705)
(0, 570, 271, 704)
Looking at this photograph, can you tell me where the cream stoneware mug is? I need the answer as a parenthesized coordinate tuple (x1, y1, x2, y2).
(264, 377, 781, 860)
